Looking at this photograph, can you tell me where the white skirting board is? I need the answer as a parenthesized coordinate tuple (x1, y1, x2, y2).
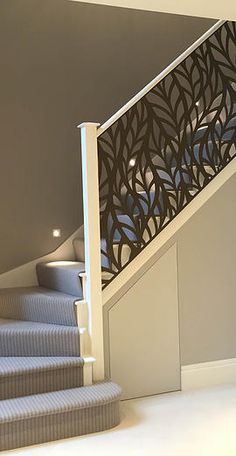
(181, 358, 236, 390)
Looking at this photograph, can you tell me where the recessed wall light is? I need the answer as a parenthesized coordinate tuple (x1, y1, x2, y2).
(52, 229, 61, 238)
(129, 159, 136, 167)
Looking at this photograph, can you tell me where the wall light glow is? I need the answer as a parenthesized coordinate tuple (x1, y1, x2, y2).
(52, 229, 61, 238)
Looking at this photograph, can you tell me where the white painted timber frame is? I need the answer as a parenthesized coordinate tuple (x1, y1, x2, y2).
(78, 122, 104, 381)
(78, 19, 227, 379)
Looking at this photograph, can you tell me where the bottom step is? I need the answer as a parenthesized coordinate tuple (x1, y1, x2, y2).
(0, 381, 121, 451)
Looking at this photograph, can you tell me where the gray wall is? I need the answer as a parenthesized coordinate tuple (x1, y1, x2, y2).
(178, 173, 236, 365)
(0, 0, 214, 274)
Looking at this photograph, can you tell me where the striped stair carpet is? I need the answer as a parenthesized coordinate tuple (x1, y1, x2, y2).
(36, 261, 85, 297)
(0, 318, 80, 356)
(0, 382, 122, 451)
(0, 260, 121, 450)
(0, 287, 78, 326)
(0, 357, 84, 400)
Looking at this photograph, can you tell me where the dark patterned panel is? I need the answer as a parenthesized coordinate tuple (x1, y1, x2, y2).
(98, 21, 236, 285)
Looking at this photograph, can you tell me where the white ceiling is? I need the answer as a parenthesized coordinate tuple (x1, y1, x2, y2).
(70, 0, 236, 21)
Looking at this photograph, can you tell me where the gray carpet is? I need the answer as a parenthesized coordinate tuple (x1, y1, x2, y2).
(0, 318, 80, 356)
(0, 382, 122, 451)
(0, 263, 121, 449)
(0, 357, 84, 400)
(37, 261, 85, 297)
(0, 287, 78, 326)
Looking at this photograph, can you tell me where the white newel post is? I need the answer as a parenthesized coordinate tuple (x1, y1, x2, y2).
(78, 122, 104, 382)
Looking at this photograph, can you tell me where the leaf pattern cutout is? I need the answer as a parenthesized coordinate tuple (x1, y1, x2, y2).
(98, 21, 236, 287)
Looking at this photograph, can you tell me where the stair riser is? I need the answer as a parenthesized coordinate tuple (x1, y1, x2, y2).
(0, 401, 120, 451)
(0, 332, 80, 357)
(36, 263, 84, 298)
(0, 366, 83, 400)
(0, 300, 77, 327)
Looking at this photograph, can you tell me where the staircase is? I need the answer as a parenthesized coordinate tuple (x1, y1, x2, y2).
(0, 259, 121, 451)
(0, 18, 236, 451)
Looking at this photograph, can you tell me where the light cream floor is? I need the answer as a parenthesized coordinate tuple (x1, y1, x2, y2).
(4, 384, 236, 456)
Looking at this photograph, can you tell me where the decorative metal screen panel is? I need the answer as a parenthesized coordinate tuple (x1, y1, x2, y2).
(98, 21, 236, 285)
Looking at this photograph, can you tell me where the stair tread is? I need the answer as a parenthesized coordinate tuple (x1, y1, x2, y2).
(0, 318, 79, 333)
(37, 261, 85, 270)
(0, 286, 79, 300)
(0, 382, 122, 423)
(0, 357, 84, 377)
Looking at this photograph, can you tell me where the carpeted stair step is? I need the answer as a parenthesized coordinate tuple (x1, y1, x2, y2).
(0, 357, 84, 400)
(36, 261, 85, 298)
(0, 319, 80, 356)
(0, 381, 122, 451)
(0, 287, 78, 326)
